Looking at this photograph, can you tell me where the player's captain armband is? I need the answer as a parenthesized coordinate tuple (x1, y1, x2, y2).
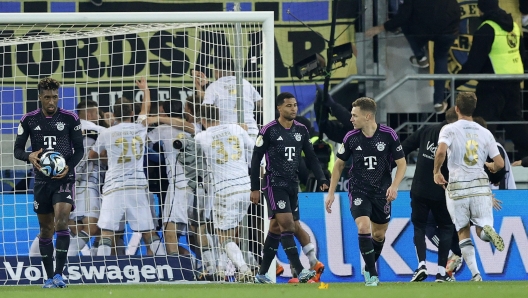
(136, 114, 147, 124)
(337, 144, 345, 154)
(256, 135, 264, 147)
(17, 123, 24, 135)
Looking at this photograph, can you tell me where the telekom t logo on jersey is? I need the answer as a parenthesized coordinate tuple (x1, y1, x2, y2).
(364, 156, 377, 170)
(285, 147, 295, 161)
(43, 136, 56, 150)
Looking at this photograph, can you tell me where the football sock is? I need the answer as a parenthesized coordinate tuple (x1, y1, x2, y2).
(202, 249, 215, 274)
(225, 241, 249, 272)
(460, 238, 480, 276)
(358, 233, 378, 276)
(39, 237, 54, 279)
(372, 238, 385, 263)
(437, 225, 453, 267)
(258, 232, 280, 275)
(281, 232, 303, 274)
(302, 243, 318, 268)
(54, 229, 70, 276)
(30, 236, 41, 257)
(437, 266, 446, 276)
(68, 230, 89, 256)
(115, 232, 126, 256)
(97, 237, 112, 256)
(450, 230, 462, 257)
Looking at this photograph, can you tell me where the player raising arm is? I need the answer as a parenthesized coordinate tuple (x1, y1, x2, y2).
(250, 92, 329, 284)
(14, 78, 84, 288)
(325, 97, 407, 287)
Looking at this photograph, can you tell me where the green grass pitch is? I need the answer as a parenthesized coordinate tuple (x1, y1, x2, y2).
(2, 282, 528, 298)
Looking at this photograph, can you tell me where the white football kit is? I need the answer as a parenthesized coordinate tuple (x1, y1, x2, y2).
(194, 124, 255, 230)
(148, 125, 193, 227)
(93, 118, 154, 232)
(438, 120, 501, 231)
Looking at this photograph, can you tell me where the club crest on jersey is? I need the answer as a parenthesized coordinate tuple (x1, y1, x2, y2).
(353, 198, 362, 206)
(56, 122, 65, 131)
(338, 144, 345, 154)
(294, 133, 302, 141)
(17, 124, 24, 135)
(255, 135, 264, 147)
(376, 142, 386, 151)
(33, 201, 39, 210)
(277, 200, 286, 209)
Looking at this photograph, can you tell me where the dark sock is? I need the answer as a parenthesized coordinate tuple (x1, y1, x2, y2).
(414, 226, 427, 265)
(258, 232, 281, 275)
(372, 238, 385, 263)
(450, 228, 462, 257)
(358, 233, 377, 276)
(280, 232, 303, 274)
(54, 230, 70, 276)
(39, 237, 54, 279)
(437, 225, 454, 267)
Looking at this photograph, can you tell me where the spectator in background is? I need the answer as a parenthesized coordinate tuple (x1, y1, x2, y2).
(313, 84, 353, 143)
(520, 0, 528, 32)
(366, 0, 460, 114)
(455, 0, 528, 158)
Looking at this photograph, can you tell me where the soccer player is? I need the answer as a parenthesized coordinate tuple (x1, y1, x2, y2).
(325, 97, 407, 287)
(195, 104, 256, 282)
(250, 92, 329, 284)
(434, 92, 505, 282)
(68, 100, 106, 256)
(89, 78, 165, 256)
(14, 77, 84, 288)
(148, 99, 192, 256)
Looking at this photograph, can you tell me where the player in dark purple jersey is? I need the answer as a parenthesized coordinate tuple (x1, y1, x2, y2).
(325, 97, 407, 286)
(250, 92, 329, 283)
(13, 78, 84, 288)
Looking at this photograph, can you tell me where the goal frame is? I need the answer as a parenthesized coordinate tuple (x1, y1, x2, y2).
(0, 11, 275, 282)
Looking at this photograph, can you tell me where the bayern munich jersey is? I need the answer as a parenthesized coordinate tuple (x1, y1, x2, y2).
(336, 124, 405, 198)
(93, 120, 148, 194)
(203, 76, 262, 136)
(438, 120, 500, 198)
(148, 124, 190, 190)
(14, 108, 84, 183)
(195, 124, 255, 197)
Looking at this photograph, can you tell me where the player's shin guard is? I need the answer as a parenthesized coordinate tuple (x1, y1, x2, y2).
(39, 237, 54, 279)
(459, 238, 480, 276)
(97, 237, 112, 256)
(359, 233, 378, 276)
(302, 243, 318, 268)
(258, 232, 281, 275)
(54, 230, 70, 276)
(281, 232, 303, 274)
(372, 238, 385, 263)
(68, 230, 90, 256)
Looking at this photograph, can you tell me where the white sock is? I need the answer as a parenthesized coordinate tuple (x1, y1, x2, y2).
(225, 242, 249, 272)
(150, 239, 166, 256)
(97, 244, 112, 256)
(438, 266, 446, 276)
(90, 246, 98, 256)
(202, 249, 215, 274)
(302, 243, 318, 268)
(460, 239, 480, 276)
(480, 229, 491, 242)
(29, 236, 40, 257)
(68, 231, 89, 256)
(419, 261, 426, 268)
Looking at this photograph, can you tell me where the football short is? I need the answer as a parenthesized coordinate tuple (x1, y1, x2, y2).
(188, 186, 212, 227)
(98, 187, 154, 232)
(163, 185, 192, 225)
(349, 192, 391, 224)
(33, 181, 75, 214)
(262, 179, 299, 221)
(213, 192, 251, 231)
(446, 190, 494, 231)
(70, 180, 101, 220)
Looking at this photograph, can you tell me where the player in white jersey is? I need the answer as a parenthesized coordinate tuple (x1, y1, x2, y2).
(194, 105, 255, 282)
(68, 100, 107, 256)
(202, 58, 261, 138)
(434, 92, 505, 281)
(148, 99, 192, 255)
(89, 78, 165, 256)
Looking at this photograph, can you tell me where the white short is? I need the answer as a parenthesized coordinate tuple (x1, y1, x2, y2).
(70, 180, 101, 220)
(446, 191, 494, 231)
(163, 185, 192, 224)
(98, 187, 154, 232)
(213, 192, 250, 231)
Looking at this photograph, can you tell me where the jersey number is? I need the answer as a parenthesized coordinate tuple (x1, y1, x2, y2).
(211, 136, 242, 164)
(464, 140, 479, 166)
(115, 136, 144, 163)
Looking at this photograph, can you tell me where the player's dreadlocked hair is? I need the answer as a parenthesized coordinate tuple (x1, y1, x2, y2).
(38, 77, 61, 94)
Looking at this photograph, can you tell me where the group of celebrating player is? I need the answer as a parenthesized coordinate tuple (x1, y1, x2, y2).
(14, 73, 505, 288)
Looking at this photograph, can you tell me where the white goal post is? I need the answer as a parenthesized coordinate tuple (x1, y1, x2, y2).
(0, 11, 274, 285)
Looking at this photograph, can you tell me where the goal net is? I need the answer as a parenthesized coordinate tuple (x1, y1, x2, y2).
(0, 11, 274, 285)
